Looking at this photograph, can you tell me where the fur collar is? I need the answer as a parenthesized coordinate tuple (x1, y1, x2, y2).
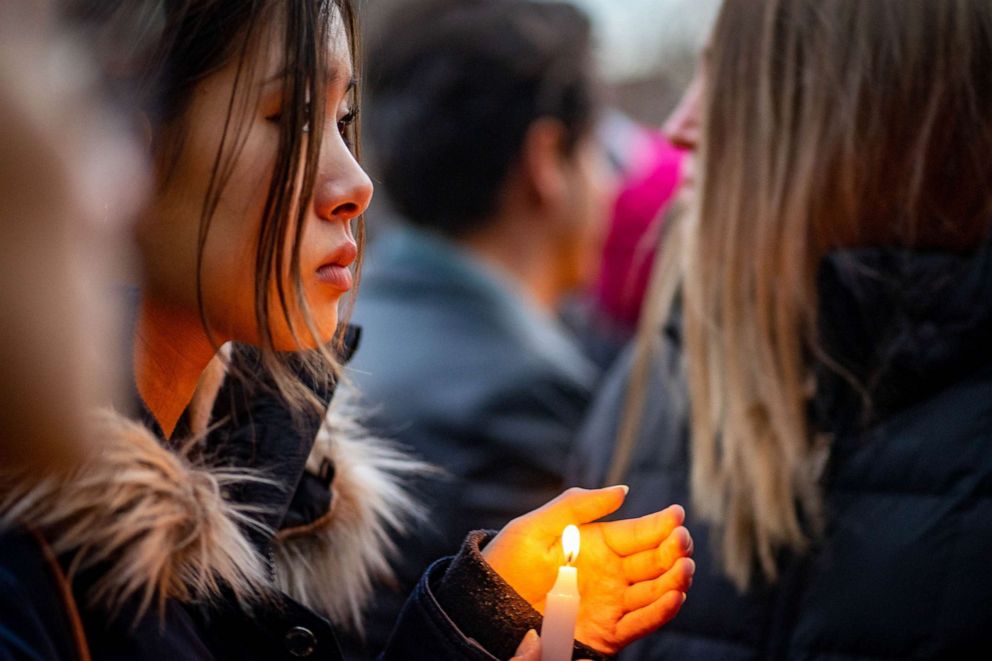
(0, 409, 267, 617)
(273, 386, 430, 634)
(1, 397, 429, 632)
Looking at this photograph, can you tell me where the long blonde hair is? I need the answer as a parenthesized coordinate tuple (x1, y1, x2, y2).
(638, 0, 992, 589)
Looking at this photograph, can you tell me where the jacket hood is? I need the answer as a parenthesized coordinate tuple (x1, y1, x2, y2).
(814, 234, 992, 432)
(1, 388, 429, 634)
(0, 409, 267, 618)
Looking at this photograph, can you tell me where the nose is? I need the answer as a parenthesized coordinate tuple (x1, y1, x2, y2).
(663, 72, 703, 151)
(314, 151, 374, 223)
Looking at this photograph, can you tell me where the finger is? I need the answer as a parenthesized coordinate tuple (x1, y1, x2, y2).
(624, 557, 695, 611)
(616, 590, 687, 644)
(509, 629, 540, 661)
(621, 527, 693, 582)
(600, 505, 685, 556)
(527, 486, 629, 536)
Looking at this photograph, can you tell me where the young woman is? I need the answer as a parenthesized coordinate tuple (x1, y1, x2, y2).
(574, 0, 992, 658)
(1, 1, 694, 659)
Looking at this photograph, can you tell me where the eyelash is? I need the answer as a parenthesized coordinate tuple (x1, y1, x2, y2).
(265, 106, 357, 149)
(337, 109, 358, 148)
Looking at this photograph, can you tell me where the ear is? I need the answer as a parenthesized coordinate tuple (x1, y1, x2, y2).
(519, 118, 570, 210)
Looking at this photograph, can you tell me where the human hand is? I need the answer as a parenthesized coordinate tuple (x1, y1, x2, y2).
(509, 629, 594, 661)
(484, 487, 694, 655)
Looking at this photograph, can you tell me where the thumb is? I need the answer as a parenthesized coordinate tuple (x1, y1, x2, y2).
(510, 629, 540, 660)
(529, 486, 629, 536)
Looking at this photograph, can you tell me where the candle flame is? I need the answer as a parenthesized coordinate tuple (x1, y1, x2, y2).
(562, 524, 580, 565)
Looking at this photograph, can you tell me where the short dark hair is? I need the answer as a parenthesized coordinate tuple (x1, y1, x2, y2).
(367, 0, 597, 238)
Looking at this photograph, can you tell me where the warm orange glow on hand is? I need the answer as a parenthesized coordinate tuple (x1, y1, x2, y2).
(482, 487, 695, 655)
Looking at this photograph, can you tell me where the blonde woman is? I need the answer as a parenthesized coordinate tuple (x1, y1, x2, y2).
(574, 0, 992, 658)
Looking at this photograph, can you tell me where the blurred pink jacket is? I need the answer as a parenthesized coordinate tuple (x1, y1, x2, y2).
(595, 133, 684, 329)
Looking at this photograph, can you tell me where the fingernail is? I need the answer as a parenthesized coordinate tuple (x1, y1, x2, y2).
(520, 629, 539, 654)
(682, 593, 687, 603)
(610, 484, 630, 495)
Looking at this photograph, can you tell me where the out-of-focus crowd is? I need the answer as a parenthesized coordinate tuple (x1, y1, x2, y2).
(1, 1, 990, 660)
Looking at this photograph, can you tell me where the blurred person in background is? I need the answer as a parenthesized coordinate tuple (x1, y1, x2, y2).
(593, 114, 684, 337)
(346, 0, 615, 654)
(1, 1, 693, 658)
(0, 0, 142, 471)
(563, 112, 686, 370)
(574, 0, 992, 658)
(0, 0, 147, 653)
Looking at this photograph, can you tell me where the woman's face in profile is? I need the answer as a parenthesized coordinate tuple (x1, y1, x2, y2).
(663, 50, 707, 194)
(136, 9, 373, 350)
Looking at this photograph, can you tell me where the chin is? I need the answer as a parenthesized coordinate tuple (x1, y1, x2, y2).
(259, 294, 339, 351)
(272, 330, 336, 352)
(259, 324, 331, 353)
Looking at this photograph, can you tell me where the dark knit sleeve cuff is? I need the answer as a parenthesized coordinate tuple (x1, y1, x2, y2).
(434, 530, 612, 661)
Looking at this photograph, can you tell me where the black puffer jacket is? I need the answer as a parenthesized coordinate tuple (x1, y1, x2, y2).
(573, 240, 992, 660)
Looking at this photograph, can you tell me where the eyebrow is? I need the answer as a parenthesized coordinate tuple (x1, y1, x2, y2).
(264, 68, 359, 94)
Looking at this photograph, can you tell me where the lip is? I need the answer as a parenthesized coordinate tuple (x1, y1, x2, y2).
(316, 241, 358, 291)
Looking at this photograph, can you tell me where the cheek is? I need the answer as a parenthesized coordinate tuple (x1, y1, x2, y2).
(196, 141, 274, 340)
(199, 224, 257, 339)
(138, 164, 209, 312)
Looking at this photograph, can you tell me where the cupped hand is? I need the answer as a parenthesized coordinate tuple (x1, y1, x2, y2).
(484, 486, 694, 655)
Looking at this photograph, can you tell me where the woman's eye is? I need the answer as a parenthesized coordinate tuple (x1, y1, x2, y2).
(338, 109, 358, 147)
(265, 105, 354, 143)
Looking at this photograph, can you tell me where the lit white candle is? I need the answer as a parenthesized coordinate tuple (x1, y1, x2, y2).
(540, 524, 581, 661)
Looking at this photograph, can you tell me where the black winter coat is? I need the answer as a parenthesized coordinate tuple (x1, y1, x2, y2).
(0, 328, 608, 660)
(0, 525, 597, 660)
(573, 241, 992, 660)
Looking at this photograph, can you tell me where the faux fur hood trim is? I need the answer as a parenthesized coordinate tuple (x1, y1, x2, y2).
(0, 409, 268, 618)
(272, 386, 432, 636)
(0, 394, 433, 634)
